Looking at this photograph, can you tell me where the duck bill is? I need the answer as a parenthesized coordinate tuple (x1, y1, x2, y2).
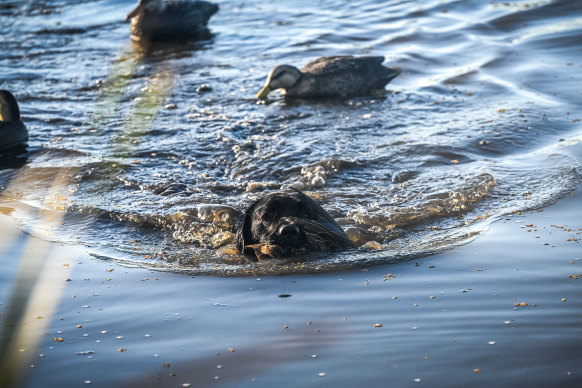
(125, 2, 144, 20)
(256, 85, 271, 100)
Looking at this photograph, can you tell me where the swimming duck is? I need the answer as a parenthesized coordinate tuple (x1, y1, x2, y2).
(257, 56, 401, 100)
(0, 90, 28, 152)
(125, 0, 219, 42)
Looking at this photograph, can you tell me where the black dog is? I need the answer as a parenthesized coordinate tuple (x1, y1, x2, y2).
(236, 190, 355, 260)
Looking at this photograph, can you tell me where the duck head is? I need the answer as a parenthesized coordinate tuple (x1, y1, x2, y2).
(256, 65, 302, 100)
(0, 90, 20, 122)
(126, 0, 166, 20)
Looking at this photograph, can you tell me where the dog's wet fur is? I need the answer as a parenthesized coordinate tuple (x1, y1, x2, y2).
(236, 190, 355, 260)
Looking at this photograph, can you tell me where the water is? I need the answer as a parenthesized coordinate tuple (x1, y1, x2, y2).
(2, 0, 581, 276)
(1, 1, 582, 386)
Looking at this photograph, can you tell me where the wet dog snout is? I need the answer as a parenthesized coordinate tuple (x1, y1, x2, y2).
(278, 224, 300, 240)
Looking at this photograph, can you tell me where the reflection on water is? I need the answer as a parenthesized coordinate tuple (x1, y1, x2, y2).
(0, 0, 581, 276)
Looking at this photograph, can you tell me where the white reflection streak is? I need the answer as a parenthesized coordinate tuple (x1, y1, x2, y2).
(0, 44, 175, 387)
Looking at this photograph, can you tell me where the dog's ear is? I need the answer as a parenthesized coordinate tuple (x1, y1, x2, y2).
(235, 200, 259, 254)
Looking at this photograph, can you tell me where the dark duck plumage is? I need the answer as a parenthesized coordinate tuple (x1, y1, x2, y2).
(257, 56, 401, 99)
(126, 0, 219, 42)
(0, 90, 28, 152)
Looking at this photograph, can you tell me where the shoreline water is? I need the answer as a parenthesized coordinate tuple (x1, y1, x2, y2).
(1, 142, 581, 387)
(2, 0, 582, 386)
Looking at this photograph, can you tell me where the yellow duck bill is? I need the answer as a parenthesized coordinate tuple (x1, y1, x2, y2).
(256, 85, 271, 100)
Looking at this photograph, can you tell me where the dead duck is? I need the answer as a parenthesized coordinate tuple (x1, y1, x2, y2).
(125, 0, 219, 42)
(0, 90, 28, 152)
(256, 55, 401, 100)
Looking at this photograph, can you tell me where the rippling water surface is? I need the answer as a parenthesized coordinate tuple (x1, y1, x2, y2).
(1, 0, 581, 276)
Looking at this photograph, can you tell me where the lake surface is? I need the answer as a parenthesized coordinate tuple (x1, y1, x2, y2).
(1, 0, 581, 386)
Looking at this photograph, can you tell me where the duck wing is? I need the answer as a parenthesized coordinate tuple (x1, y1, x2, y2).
(165, 1, 218, 25)
(147, 1, 219, 41)
(301, 56, 383, 75)
(295, 56, 399, 97)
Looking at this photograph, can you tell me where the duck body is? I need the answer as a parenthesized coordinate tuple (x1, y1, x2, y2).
(126, 0, 219, 42)
(0, 90, 28, 152)
(257, 56, 401, 99)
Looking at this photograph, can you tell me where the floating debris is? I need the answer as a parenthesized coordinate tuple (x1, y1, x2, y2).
(196, 84, 213, 93)
(75, 351, 94, 355)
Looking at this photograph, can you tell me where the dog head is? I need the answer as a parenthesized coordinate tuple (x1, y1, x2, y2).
(236, 190, 355, 260)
